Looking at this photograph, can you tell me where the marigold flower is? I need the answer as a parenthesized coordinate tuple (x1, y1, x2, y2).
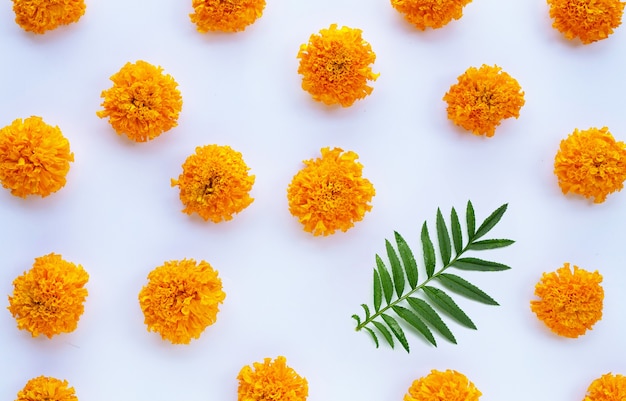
(7, 253, 89, 338)
(16, 376, 78, 401)
(190, 0, 265, 33)
(404, 369, 482, 401)
(97, 60, 183, 142)
(443, 64, 525, 137)
(171, 144, 255, 223)
(0, 116, 74, 198)
(237, 356, 308, 401)
(583, 373, 626, 401)
(547, 0, 625, 44)
(530, 263, 604, 338)
(391, 0, 473, 30)
(554, 127, 626, 203)
(287, 147, 375, 236)
(297, 24, 379, 107)
(12, 0, 86, 34)
(138, 258, 225, 344)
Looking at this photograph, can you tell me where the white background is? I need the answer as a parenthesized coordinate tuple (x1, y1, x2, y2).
(1, 0, 625, 400)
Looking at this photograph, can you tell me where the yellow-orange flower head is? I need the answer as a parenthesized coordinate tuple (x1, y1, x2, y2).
(554, 127, 626, 203)
(97, 60, 183, 142)
(171, 144, 255, 223)
(530, 263, 604, 338)
(190, 0, 265, 33)
(12, 0, 86, 34)
(404, 369, 482, 401)
(237, 356, 308, 401)
(443, 64, 525, 137)
(138, 258, 226, 344)
(391, 0, 473, 30)
(297, 24, 379, 107)
(287, 147, 375, 236)
(0, 116, 74, 198)
(16, 376, 78, 401)
(547, 0, 625, 44)
(7, 253, 89, 338)
(583, 373, 626, 401)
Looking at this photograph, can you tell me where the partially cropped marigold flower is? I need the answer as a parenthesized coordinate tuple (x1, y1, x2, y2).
(547, 0, 625, 44)
(530, 263, 604, 338)
(443, 64, 525, 137)
(404, 369, 482, 401)
(16, 376, 78, 401)
(12, 0, 86, 34)
(138, 259, 225, 344)
(0, 116, 74, 198)
(554, 127, 626, 203)
(297, 24, 379, 107)
(237, 356, 308, 401)
(391, 0, 473, 30)
(287, 147, 375, 236)
(7, 253, 89, 338)
(583, 373, 626, 401)
(97, 60, 183, 142)
(171, 144, 255, 222)
(190, 0, 265, 33)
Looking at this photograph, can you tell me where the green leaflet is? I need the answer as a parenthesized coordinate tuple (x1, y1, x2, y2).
(353, 201, 514, 352)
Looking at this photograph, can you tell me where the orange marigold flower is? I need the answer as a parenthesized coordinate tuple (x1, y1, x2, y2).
(12, 0, 86, 34)
(530, 263, 604, 338)
(404, 369, 482, 401)
(287, 147, 375, 236)
(554, 127, 626, 203)
(16, 376, 78, 401)
(583, 373, 626, 401)
(190, 0, 265, 33)
(443, 64, 525, 137)
(391, 0, 473, 30)
(0, 116, 74, 198)
(237, 356, 308, 401)
(547, 0, 625, 44)
(297, 24, 379, 107)
(7, 253, 89, 338)
(138, 258, 225, 344)
(171, 144, 255, 223)
(97, 60, 183, 142)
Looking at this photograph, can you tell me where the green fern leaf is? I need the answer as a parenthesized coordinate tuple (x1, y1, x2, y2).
(372, 320, 394, 348)
(363, 326, 379, 348)
(437, 273, 498, 305)
(436, 208, 451, 265)
(381, 314, 410, 352)
(453, 257, 511, 271)
(361, 304, 372, 319)
(422, 286, 476, 329)
(376, 255, 393, 305)
(466, 200, 476, 240)
(386, 239, 405, 297)
(467, 239, 515, 250)
(353, 201, 513, 351)
(474, 203, 508, 240)
(373, 269, 382, 311)
(451, 207, 463, 254)
(392, 305, 436, 346)
(406, 297, 456, 344)
(395, 232, 418, 289)
(421, 222, 436, 278)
